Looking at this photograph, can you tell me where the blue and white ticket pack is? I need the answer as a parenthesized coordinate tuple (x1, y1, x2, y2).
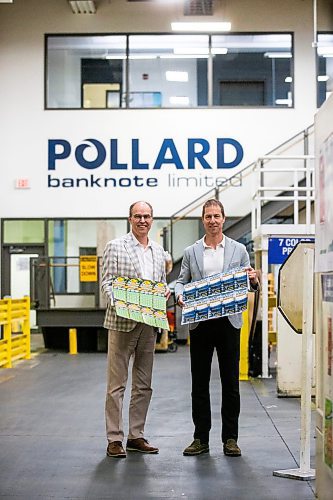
(181, 267, 249, 325)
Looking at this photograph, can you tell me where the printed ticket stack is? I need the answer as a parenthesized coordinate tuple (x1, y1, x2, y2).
(112, 276, 169, 330)
(181, 267, 249, 325)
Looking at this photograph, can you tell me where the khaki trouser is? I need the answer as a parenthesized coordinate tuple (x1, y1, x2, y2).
(105, 323, 156, 443)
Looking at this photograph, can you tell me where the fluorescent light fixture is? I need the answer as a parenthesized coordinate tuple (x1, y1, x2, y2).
(317, 46, 333, 56)
(166, 71, 189, 82)
(211, 47, 228, 55)
(285, 76, 292, 83)
(174, 47, 209, 55)
(264, 52, 292, 58)
(171, 22, 231, 32)
(106, 54, 157, 60)
(129, 55, 157, 59)
(173, 47, 228, 55)
(318, 75, 329, 82)
(160, 54, 209, 59)
(105, 55, 126, 60)
(68, 1, 96, 14)
(275, 98, 292, 106)
(169, 96, 190, 105)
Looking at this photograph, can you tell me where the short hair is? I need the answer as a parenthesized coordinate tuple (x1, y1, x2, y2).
(129, 201, 153, 217)
(202, 199, 225, 218)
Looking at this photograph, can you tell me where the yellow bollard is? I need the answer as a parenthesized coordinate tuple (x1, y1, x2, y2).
(239, 309, 249, 381)
(69, 328, 78, 355)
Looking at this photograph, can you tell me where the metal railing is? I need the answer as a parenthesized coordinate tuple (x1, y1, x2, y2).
(30, 256, 102, 310)
(251, 154, 315, 236)
(162, 124, 314, 261)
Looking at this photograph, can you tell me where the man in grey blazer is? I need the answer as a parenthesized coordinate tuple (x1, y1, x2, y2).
(101, 201, 169, 458)
(175, 199, 259, 457)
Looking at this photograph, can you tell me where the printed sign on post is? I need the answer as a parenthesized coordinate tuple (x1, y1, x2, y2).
(268, 237, 315, 265)
(79, 256, 98, 282)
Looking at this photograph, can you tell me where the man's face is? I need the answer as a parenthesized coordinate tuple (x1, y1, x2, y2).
(202, 204, 225, 237)
(129, 202, 153, 239)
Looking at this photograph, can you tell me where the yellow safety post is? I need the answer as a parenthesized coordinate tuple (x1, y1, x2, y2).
(69, 328, 78, 355)
(155, 329, 169, 352)
(0, 297, 31, 368)
(11, 297, 31, 363)
(0, 298, 12, 368)
(239, 308, 249, 381)
(22, 296, 31, 360)
(161, 329, 169, 350)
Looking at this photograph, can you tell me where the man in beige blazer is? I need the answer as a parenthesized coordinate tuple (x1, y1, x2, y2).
(101, 201, 168, 458)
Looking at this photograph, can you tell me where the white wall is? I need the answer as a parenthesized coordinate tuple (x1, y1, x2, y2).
(0, 0, 330, 219)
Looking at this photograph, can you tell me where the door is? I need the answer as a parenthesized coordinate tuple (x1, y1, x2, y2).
(1, 244, 46, 329)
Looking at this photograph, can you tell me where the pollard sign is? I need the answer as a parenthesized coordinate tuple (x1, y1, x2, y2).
(47, 137, 244, 190)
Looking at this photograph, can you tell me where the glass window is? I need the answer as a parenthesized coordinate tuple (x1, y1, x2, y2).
(212, 34, 293, 107)
(48, 219, 127, 293)
(3, 220, 45, 244)
(317, 33, 333, 108)
(172, 219, 200, 261)
(46, 33, 293, 109)
(150, 219, 169, 248)
(48, 219, 127, 257)
(46, 35, 127, 108)
(128, 34, 208, 108)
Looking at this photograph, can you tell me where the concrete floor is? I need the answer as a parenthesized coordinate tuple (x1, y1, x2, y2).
(0, 338, 316, 500)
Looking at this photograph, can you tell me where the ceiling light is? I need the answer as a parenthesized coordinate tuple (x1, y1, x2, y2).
(171, 22, 231, 32)
(159, 54, 209, 59)
(105, 55, 126, 60)
(318, 75, 329, 82)
(174, 47, 208, 55)
(129, 55, 157, 59)
(169, 96, 190, 105)
(211, 48, 228, 55)
(317, 46, 333, 56)
(285, 76, 292, 83)
(275, 98, 292, 106)
(166, 71, 189, 82)
(68, 1, 96, 14)
(173, 47, 228, 56)
(264, 52, 292, 58)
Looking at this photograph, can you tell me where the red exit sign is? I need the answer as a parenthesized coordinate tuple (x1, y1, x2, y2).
(15, 179, 30, 189)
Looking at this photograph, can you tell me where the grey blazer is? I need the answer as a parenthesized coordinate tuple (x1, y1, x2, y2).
(101, 232, 166, 332)
(175, 235, 254, 330)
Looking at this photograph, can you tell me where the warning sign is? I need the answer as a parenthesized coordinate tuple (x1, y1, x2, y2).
(79, 256, 98, 282)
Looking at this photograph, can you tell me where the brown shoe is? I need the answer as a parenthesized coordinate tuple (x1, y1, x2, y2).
(106, 441, 126, 458)
(223, 439, 242, 457)
(126, 438, 159, 454)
